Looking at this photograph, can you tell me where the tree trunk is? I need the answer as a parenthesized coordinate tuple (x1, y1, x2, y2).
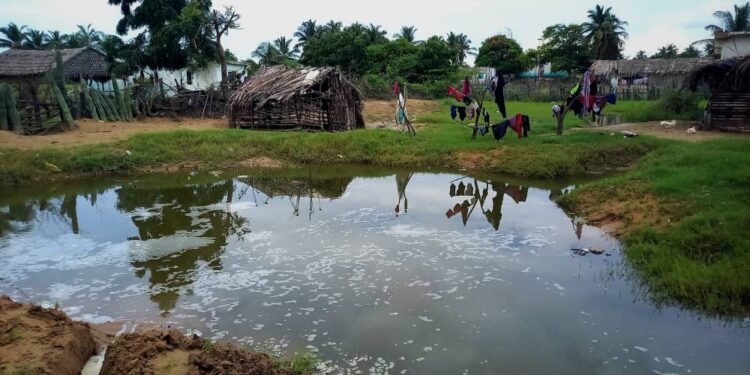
(217, 35, 228, 97)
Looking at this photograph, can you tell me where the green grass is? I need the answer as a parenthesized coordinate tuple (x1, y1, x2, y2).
(559, 138, 750, 316)
(0, 99, 747, 316)
(274, 352, 320, 374)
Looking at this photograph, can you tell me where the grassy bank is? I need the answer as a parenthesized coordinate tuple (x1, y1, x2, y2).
(0, 100, 659, 184)
(558, 138, 750, 316)
(1, 99, 748, 316)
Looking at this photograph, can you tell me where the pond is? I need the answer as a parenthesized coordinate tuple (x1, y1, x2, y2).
(0, 168, 747, 374)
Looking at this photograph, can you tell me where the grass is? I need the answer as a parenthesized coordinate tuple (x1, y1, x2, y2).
(274, 352, 320, 374)
(0, 99, 747, 317)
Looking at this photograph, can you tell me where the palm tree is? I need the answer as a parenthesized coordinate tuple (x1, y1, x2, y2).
(273, 36, 299, 59)
(633, 50, 648, 60)
(294, 20, 321, 50)
(74, 24, 103, 47)
(252, 42, 281, 66)
(446, 32, 475, 65)
(44, 30, 66, 50)
(394, 26, 417, 44)
(582, 5, 629, 60)
(705, 2, 750, 32)
(323, 21, 343, 34)
(653, 44, 678, 59)
(365, 24, 387, 44)
(0, 23, 27, 49)
(23, 29, 46, 50)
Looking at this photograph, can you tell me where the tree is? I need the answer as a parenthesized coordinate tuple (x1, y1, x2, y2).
(634, 50, 648, 60)
(0, 23, 27, 49)
(582, 5, 629, 60)
(705, 2, 750, 32)
(300, 25, 370, 74)
(365, 24, 388, 44)
(252, 42, 281, 66)
(44, 31, 66, 50)
(74, 24, 103, 47)
(294, 20, 321, 51)
(475, 34, 527, 74)
(446, 32, 475, 66)
(323, 21, 343, 34)
(206, 6, 241, 94)
(678, 45, 702, 58)
(224, 49, 237, 61)
(273, 36, 299, 59)
(22, 29, 46, 50)
(394, 26, 417, 44)
(703, 42, 716, 57)
(651, 43, 678, 59)
(538, 24, 591, 74)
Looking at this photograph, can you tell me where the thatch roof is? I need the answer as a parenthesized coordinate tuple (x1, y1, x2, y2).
(685, 56, 750, 93)
(590, 58, 714, 77)
(228, 65, 364, 131)
(230, 65, 362, 109)
(0, 47, 110, 81)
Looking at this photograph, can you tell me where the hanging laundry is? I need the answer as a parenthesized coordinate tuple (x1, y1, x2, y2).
(449, 183, 456, 197)
(479, 126, 488, 136)
(590, 76, 598, 96)
(605, 93, 617, 105)
(457, 106, 467, 121)
(483, 109, 490, 125)
(508, 113, 524, 139)
(522, 115, 531, 137)
(457, 182, 466, 196)
(467, 106, 476, 120)
(466, 184, 474, 196)
(462, 77, 472, 96)
(492, 120, 510, 141)
(493, 71, 507, 119)
(450, 106, 458, 120)
(393, 80, 401, 96)
(447, 86, 466, 103)
(582, 71, 592, 115)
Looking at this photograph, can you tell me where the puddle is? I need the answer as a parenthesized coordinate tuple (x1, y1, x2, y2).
(0, 168, 748, 374)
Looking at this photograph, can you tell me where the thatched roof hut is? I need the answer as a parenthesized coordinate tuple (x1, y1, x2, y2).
(0, 47, 110, 82)
(685, 56, 750, 132)
(590, 58, 713, 78)
(228, 66, 364, 131)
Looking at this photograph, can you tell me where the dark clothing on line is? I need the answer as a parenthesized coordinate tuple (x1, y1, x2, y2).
(494, 72, 507, 119)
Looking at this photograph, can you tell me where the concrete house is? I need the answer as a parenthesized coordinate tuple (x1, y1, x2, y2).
(714, 31, 750, 59)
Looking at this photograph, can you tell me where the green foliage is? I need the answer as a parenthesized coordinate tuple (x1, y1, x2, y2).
(93, 90, 115, 121)
(112, 76, 129, 120)
(80, 80, 100, 121)
(651, 44, 678, 59)
(48, 74, 74, 129)
(475, 35, 527, 74)
(0, 84, 8, 130)
(582, 5, 629, 60)
(678, 45, 702, 58)
(539, 24, 591, 73)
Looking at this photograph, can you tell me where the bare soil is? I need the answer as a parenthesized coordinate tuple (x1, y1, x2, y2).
(0, 295, 98, 375)
(576, 121, 750, 142)
(100, 329, 300, 375)
(363, 99, 441, 129)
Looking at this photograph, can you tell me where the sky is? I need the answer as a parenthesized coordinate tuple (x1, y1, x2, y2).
(0, 0, 739, 64)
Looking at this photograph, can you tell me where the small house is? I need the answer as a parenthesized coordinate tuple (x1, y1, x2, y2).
(0, 47, 110, 83)
(590, 58, 713, 99)
(686, 56, 750, 132)
(714, 31, 750, 59)
(228, 66, 364, 131)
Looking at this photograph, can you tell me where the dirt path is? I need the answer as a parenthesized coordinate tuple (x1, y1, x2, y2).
(363, 99, 441, 129)
(575, 121, 750, 142)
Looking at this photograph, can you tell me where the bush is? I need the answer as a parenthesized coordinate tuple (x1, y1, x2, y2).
(658, 90, 701, 116)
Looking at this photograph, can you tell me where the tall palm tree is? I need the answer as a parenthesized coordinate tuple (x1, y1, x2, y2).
(365, 24, 387, 44)
(23, 29, 46, 50)
(653, 43, 678, 59)
(634, 50, 648, 60)
(273, 36, 299, 59)
(294, 19, 321, 50)
(446, 32, 475, 65)
(394, 26, 417, 44)
(74, 24, 103, 47)
(252, 42, 281, 66)
(705, 2, 750, 32)
(0, 23, 27, 49)
(44, 30, 66, 50)
(581, 5, 629, 60)
(323, 21, 343, 34)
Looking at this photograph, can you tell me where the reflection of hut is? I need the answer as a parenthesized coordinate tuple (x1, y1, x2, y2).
(246, 175, 354, 200)
(590, 58, 712, 99)
(228, 66, 364, 131)
(685, 56, 750, 132)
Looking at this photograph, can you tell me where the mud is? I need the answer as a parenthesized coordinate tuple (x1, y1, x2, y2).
(100, 329, 301, 375)
(0, 296, 98, 375)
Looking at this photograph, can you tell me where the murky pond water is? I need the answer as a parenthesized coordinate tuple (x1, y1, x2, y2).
(1, 168, 747, 374)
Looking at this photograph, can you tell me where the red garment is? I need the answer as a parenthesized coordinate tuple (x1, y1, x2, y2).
(462, 78, 472, 96)
(509, 113, 523, 139)
(393, 81, 400, 96)
(447, 86, 465, 103)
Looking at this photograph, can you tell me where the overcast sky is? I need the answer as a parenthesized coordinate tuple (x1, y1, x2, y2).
(1, 0, 738, 63)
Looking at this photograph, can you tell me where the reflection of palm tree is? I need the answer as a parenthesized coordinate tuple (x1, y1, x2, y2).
(395, 173, 413, 217)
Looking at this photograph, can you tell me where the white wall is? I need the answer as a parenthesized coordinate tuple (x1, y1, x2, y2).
(94, 62, 246, 95)
(717, 34, 750, 59)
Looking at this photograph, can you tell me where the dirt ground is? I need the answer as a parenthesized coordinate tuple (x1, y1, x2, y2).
(0, 295, 98, 375)
(575, 121, 750, 142)
(363, 99, 441, 129)
(100, 329, 299, 375)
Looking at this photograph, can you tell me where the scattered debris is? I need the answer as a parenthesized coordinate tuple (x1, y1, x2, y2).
(571, 248, 609, 256)
(43, 161, 62, 172)
(660, 120, 677, 128)
(687, 127, 697, 134)
(621, 131, 639, 138)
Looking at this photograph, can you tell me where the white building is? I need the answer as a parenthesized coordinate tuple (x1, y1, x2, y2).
(157, 61, 248, 91)
(714, 31, 750, 59)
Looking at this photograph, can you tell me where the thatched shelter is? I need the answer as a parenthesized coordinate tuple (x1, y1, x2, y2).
(0, 47, 110, 82)
(228, 66, 364, 131)
(590, 58, 713, 98)
(685, 56, 750, 132)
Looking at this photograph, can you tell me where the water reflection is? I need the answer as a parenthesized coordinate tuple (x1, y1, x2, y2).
(446, 178, 529, 230)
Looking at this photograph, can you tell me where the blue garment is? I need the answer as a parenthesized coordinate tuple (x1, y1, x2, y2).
(450, 106, 457, 120)
(605, 93, 617, 105)
(492, 121, 510, 141)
